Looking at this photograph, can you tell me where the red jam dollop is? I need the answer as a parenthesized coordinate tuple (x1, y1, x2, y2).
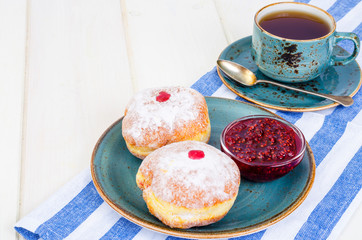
(156, 91, 171, 102)
(221, 116, 305, 182)
(188, 150, 205, 160)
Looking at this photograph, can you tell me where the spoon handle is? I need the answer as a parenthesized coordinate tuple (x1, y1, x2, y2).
(257, 79, 354, 107)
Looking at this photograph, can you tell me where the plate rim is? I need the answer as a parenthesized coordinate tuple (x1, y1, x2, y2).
(91, 96, 316, 239)
(217, 35, 362, 112)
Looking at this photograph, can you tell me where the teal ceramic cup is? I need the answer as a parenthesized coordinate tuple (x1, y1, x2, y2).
(251, 2, 360, 83)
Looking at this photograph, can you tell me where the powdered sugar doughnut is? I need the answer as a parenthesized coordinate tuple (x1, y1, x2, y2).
(122, 87, 211, 159)
(136, 141, 240, 229)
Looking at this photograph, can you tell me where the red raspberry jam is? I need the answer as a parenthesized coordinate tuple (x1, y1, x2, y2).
(156, 91, 171, 102)
(220, 115, 306, 182)
(188, 150, 205, 160)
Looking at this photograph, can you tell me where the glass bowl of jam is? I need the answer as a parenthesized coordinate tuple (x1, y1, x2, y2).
(220, 115, 306, 182)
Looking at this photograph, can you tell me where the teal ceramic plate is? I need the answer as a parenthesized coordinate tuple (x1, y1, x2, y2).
(91, 97, 315, 239)
(218, 36, 361, 112)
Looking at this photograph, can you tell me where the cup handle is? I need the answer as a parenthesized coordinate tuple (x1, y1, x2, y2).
(330, 32, 360, 66)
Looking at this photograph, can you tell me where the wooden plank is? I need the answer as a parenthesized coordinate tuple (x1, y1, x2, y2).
(124, 0, 228, 90)
(0, 1, 27, 239)
(19, 0, 133, 220)
(214, 0, 290, 43)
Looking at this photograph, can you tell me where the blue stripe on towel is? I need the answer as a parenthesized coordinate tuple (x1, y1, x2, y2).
(191, 67, 223, 96)
(14, 227, 40, 240)
(166, 236, 188, 240)
(35, 182, 103, 240)
(295, 147, 362, 240)
(328, 0, 361, 22)
(275, 111, 303, 125)
(230, 230, 266, 240)
(100, 217, 141, 240)
(235, 96, 248, 102)
(308, 89, 361, 166)
(295, 0, 311, 3)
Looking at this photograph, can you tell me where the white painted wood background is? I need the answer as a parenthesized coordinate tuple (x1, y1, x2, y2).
(0, 0, 361, 239)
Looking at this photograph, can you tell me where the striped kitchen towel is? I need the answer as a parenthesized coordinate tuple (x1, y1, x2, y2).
(15, 0, 362, 239)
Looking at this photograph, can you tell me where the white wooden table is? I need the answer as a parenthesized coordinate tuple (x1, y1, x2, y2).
(1, 0, 361, 239)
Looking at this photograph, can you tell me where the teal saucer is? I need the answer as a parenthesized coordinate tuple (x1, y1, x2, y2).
(91, 97, 315, 239)
(218, 36, 361, 111)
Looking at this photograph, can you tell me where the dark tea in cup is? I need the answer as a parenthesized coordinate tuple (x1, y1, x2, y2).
(259, 11, 331, 40)
(251, 2, 360, 82)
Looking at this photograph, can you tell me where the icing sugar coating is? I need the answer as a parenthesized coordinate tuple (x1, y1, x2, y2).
(122, 87, 209, 149)
(138, 141, 240, 209)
